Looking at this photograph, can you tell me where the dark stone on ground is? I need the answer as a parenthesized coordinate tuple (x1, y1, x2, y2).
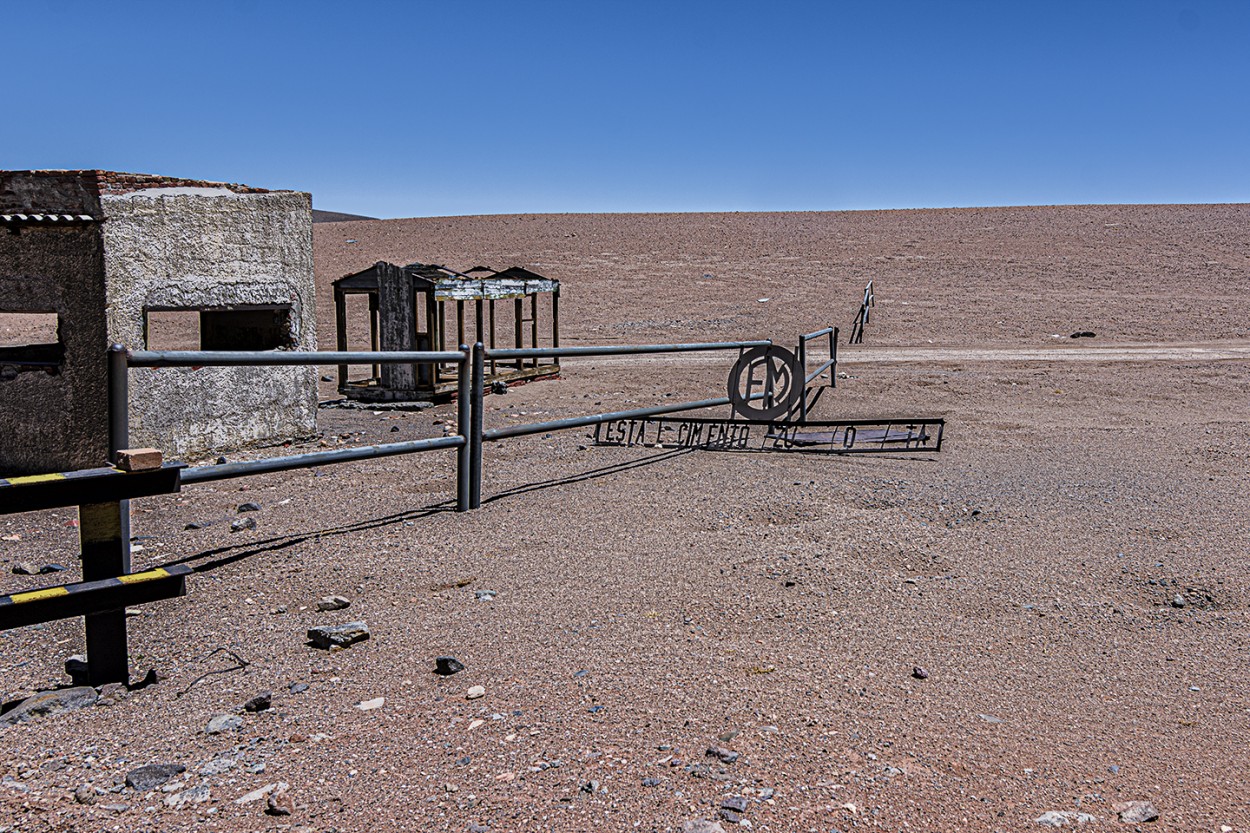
(237, 502, 262, 513)
(722, 796, 748, 813)
(125, 763, 185, 791)
(706, 746, 739, 764)
(307, 621, 370, 649)
(230, 517, 257, 532)
(435, 656, 465, 676)
(912, 666, 930, 679)
(243, 691, 272, 712)
(289, 682, 309, 694)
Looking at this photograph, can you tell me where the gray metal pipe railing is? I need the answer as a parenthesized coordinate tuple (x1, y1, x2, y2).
(180, 436, 465, 484)
(128, 349, 465, 368)
(485, 339, 770, 360)
(112, 346, 473, 507)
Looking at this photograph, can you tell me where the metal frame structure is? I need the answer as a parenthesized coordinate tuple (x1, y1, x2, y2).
(849, 280, 875, 345)
(2, 326, 937, 684)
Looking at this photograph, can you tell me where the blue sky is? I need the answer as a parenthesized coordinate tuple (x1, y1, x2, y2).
(6, 1, 1248, 217)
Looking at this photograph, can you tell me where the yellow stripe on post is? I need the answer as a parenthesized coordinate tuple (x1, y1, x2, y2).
(10, 586, 71, 604)
(116, 568, 170, 585)
(4, 473, 68, 486)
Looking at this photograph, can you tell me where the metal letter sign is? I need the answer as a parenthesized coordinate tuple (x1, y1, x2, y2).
(728, 345, 802, 420)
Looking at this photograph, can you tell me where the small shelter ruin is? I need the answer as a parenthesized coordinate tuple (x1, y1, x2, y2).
(333, 261, 560, 401)
(0, 170, 316, 475)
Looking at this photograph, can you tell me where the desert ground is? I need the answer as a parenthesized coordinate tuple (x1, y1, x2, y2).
(2, 204, 1250, 831)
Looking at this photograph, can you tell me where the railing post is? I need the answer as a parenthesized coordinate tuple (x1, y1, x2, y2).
(108, 344, 129, 463)
(831, 327, 839, 388)
(86, 343, 133, 685)
(456, 345, 471, 512)
(797, 338, 807, 425)
(469, 342, 485, 509)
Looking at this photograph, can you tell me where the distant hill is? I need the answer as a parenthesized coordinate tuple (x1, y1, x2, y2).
(312, 209, 378, 223)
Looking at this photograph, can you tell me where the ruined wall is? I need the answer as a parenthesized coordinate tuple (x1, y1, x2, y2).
(0, 223, 109, 475)
(100, 188, 317, 457)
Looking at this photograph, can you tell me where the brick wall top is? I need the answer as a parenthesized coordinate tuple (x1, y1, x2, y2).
(3, 170, 274, 196)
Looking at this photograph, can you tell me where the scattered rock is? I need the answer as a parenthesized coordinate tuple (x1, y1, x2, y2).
(475, 589, 497, 601)
(11, 562, 39, 575)
(978, 713, 1004, 724)
(165, 785, 211, 809)
(289, 682, 309, 694)
(237, 502, 262, 513)
(265, 791, 293, 816)
(230, 517, 257, 532)
(316, 595, 351, 611)
(307, 621, 370, 649)
(1113, 801, 1159, 823)
(491, 381, 509, 395)
(706, 746, 739, 764)
(580, 780, 599, 794)
(356, 697, 385, 711)
(642, 777, 662, 787)
(912, 666, 929, 680)
(39, 563, 67, 574)
(205, 714, 243, 734)
(184, 521, 209, 530)
(1035, 810, 1097, 826)
(125, 763, 185, 791)
(198, 758, 235, 776)
(435, 656, 466, 676)
(96, 682, 129, 706)
(235, 782, 287, 804)
(1171, 594, 1186, 609)
(722, 796, 748, 813)
(1070, 331, 1096, 338)
(573, 669, 589, 678)
(681, 821, 728, 833)
(74, 783, 99, 805)
(0, 686, 99, 727)
(65, 655, 90, 685)
(243, 691, 272, 712)
(466, 685, 486, 700)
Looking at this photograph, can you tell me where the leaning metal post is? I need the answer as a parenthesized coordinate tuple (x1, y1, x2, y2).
(456, 345, 471, 512)
(469, 342, 485, 509)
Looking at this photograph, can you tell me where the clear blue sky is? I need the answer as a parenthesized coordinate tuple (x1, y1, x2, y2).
(6, 1, 1248, 217)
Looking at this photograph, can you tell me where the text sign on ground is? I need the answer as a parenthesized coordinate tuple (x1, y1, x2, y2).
(593, 417, 944, 454)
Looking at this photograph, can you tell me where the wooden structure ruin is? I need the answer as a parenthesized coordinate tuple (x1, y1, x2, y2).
(333, 261, 560, 401)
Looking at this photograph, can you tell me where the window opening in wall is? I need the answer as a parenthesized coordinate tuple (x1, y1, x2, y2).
(144, 306, 295, 351)
(0, 311, 64, 371)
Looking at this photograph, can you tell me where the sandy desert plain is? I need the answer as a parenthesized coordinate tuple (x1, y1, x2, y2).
(2, 203, 1249, 832)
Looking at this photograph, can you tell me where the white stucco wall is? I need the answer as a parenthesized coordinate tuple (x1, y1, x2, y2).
(101, 188, 318, 457)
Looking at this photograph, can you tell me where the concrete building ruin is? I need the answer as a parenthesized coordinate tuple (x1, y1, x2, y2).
(0, 170, 316, 476)
(333, 261, 560, 401)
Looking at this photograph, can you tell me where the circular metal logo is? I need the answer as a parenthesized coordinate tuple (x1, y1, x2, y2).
(727, 345, 801, 420)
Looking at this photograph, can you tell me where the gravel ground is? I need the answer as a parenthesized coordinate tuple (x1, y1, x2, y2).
(2, 204, 1249, 831)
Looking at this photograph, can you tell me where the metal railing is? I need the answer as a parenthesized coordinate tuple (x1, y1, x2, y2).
(849, 279, 874, 345)
(464, 339, 770, 508)
(108, 338, 776, 512)
(112, 345, 475, 511)
(796, 326, 838, 424)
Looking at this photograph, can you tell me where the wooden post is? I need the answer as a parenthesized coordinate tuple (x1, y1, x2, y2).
(489, 300, 497, 376)
(335, 289, 348, 389)
(530, 293, 539, 368)
(514, 297, 524, 371)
